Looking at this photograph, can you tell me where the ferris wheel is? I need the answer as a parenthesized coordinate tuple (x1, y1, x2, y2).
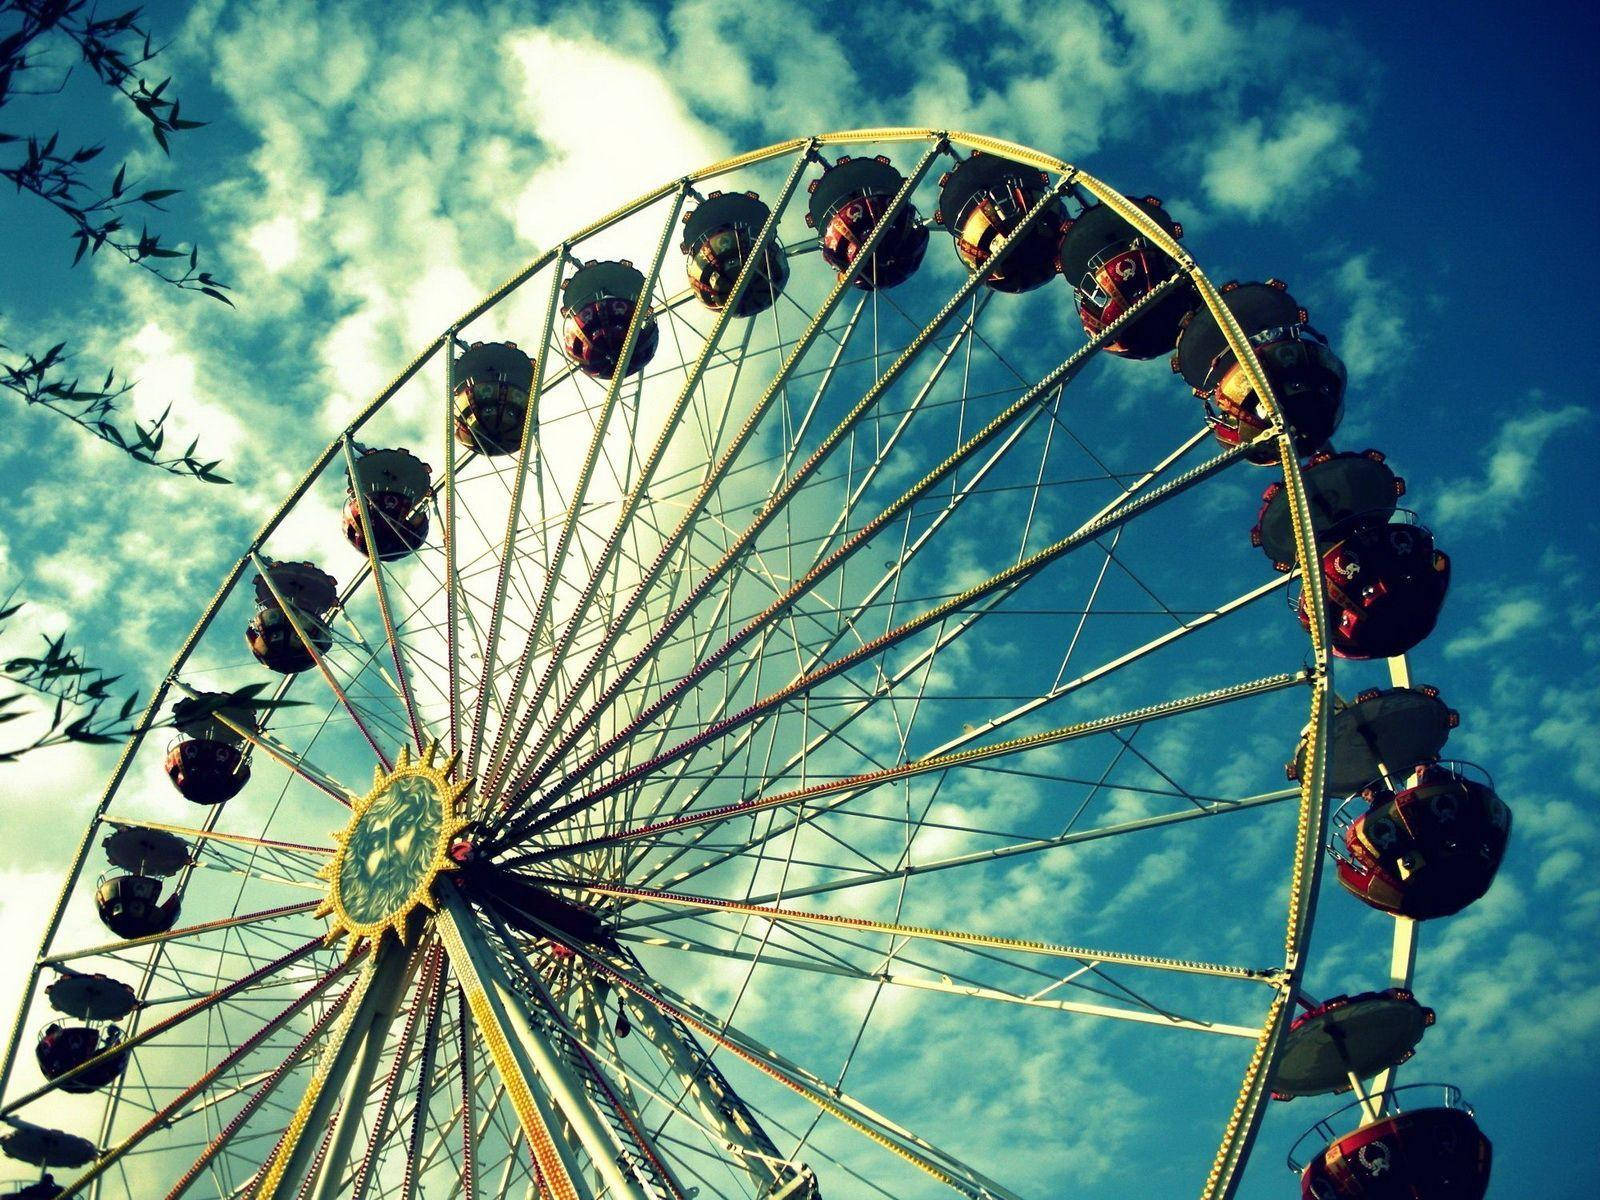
(0, 130, 1510, 1200)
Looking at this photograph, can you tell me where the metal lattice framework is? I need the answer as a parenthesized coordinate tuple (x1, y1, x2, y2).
(0, 129, 1358, 1200)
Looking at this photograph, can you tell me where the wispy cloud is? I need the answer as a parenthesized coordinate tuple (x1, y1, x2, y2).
(1331, 253, 1409, 385)
(1529, 675, 1600, 790)
(506, 27, 729, 250)
(1444, 593, 1548, 657)
(1200, 103, 1361, 218)
(1434, 401, 1589, 527)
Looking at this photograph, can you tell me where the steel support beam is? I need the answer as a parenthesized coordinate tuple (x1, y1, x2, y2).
(254, 939, 414, 1199)
(599, 950, 795, 1196)
(435, 886, 643, 1200)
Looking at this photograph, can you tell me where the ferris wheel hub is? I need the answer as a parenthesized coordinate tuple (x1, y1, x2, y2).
(316, 741, 471, 952)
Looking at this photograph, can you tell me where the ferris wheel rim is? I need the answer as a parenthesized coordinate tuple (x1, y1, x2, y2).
(0, 127, 1340, 1200)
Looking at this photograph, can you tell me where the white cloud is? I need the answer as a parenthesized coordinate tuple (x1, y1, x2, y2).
(244, 213, 304, 273)
(1331, 253, 1408, 385)
(1529, 676, 1600, 790)
(1434, 402, 1588, 527)
(121, 319, 246, 460)
(1444, 594, 1548, 657)
(506, 28, 728, 254)
(659, 0, 859, 135)
(1201, 103, 1361, 218)
(28, 544, 109, 607)
(1110, 0, 1244, 92)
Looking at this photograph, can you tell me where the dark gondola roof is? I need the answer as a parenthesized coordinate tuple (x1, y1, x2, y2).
(1174, 281, 1302, 389)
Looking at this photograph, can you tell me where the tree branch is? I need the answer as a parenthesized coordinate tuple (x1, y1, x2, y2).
(0, 335, 231, 481)
(0, 598, 307, 761)
(0, 1, 231, 297)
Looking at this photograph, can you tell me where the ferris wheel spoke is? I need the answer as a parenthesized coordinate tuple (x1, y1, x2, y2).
(583, 950, 1023, 1200)
(621, 500, 1285, 893)
(491, 179, 865, 797)
(757, 466, 1192, 748)
(448, 995, 542, 1200)
(41, 901, 320, 969)
(383, 571, 465, 726)
(648, 284, 773, 506)
(171, 680, 357, 805)
(283, 530, 442, 741)
(758, 582, 1287, 884)
(247, 551, 396, 771)
(503, 171, 1075, 823)
(617, 780, 1290, 943)
(342, 437, 431, 755)
(607, 391, 1105, 879)
(446, 495, 534, 721)
(119, 946, 318, 1011)
(728, 786, 1302, 914)
(113, 1064, 277, 1127)
(465, 263, 567, 785)
(562, 1073, 747, 1199)
(482, 306, 785, 815)
(328, 992, 470, 1200)
(452, 987, 478, 1200)
(156, 979, 353, 1200)
(325, 606, 420, 735)
(58, 955, 360, 1199)
(537, 406, 1004, 838)
(414, 1070, 518, 1200)
(582, 578, 752, 885)
(505, 447, 1261, 853)
(473, 184, 692, 806)
(100, 815, 334, 864)
(551, 879, 1276, 985)
(189, 859, 326, 896)
(467, 1086, 531, 1200)
(133, 961, 345, 1011)
(634, 905, 1198, 1021)
(657, 907, 1264, 1040)
(1, 935, 331, 1118)
(572, 301, 885, 854)
(489, 380, 761, 826)
(582, 365, 649, 502)
(486, 143, 949, 806)
(511, 286, 993, 817)
(626, 928, 1266, 1043)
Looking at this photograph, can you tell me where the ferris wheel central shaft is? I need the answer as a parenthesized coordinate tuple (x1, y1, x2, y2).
(435, 887, 653, 1200)
(253, 940, 415, 1200)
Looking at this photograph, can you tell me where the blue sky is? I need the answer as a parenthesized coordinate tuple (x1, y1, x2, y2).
(0, 1, 1596, 1196)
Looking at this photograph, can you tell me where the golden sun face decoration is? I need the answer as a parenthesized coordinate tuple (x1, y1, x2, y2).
(316, 741, 471, 952)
